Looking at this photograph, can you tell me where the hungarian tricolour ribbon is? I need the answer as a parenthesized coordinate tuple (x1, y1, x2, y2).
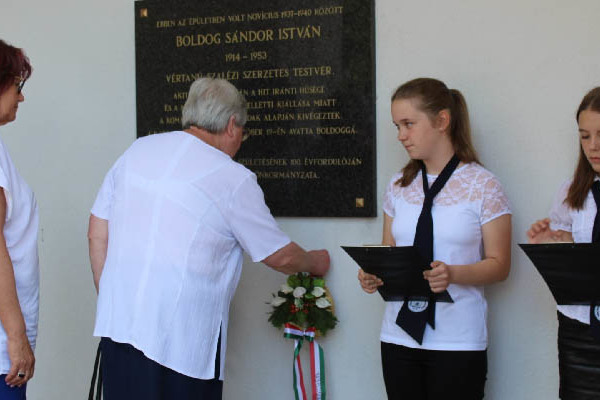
(283, 323, 326, 400)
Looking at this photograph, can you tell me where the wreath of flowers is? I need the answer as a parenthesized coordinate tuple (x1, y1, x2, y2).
(268, 272, 338, 336)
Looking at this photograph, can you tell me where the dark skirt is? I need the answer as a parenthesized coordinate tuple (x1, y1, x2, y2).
(558, 312, 600, 400)
(100, 338, 223, 400)
(381, 342, 487, 400)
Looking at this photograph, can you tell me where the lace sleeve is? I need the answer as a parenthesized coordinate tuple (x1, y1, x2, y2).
(480, 175, 512, 225)
(549, 180, 573, 232)
(382, 174, 400, 217)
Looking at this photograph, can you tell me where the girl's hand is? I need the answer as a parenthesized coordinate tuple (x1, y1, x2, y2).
(527, 218, 573, 243)
(423, 261, 451, 293)
(358, 268, 383, 294)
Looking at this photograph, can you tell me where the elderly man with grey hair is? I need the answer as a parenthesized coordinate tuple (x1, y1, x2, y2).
(87, 78, 330, 400)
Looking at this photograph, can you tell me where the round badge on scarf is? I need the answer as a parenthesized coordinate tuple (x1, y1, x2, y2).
(408, 300, 428, 313)
(594, 305, 600, 321)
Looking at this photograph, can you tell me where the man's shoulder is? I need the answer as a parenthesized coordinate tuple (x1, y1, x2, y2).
(190, 153, 256, 195)
(131, 130, 181, 147)
(218, 159, 256, 189)
(229, 159, 254, 177)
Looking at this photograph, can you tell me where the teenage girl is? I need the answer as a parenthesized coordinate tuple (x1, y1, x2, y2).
(527, 87, 600, 400)
(359, 78, 512, 399)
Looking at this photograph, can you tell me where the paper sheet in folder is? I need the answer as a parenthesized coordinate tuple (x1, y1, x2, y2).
(342, 246, 452, 302)
(519, 243, 600, 305)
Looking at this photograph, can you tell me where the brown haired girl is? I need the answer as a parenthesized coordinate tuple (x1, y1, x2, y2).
(527, 87, 600, 399)
(358, 78, 512, 399)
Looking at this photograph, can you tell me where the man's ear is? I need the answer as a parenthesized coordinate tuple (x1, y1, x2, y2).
(225, 115, 237, 138)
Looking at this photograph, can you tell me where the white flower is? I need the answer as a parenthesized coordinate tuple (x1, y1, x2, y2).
(293, 287, 307, 298)
(280, 284, 293, 294)
(316, 298, 331, 309)
(311, 287, 325, 298)
(271, 296, 287, 307)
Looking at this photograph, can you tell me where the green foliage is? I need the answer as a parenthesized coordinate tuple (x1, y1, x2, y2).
(308, 307, 338, 336)
(313, 278, 325, 288)
(301, 276, 311, 288)
(287, 275, 301, 288)
(268, 301, 292, 328)
(267, 272, 337, 336)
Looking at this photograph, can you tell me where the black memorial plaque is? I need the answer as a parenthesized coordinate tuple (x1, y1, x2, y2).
(135, 0, 376, 217)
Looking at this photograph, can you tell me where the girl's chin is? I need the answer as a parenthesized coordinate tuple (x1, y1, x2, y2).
(587, 158, 600, 173)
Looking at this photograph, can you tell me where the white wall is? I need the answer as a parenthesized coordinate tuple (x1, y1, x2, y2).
(0, 1, 598, 398)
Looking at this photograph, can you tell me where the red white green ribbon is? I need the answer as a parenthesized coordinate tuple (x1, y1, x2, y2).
(284, 323, 327, 400)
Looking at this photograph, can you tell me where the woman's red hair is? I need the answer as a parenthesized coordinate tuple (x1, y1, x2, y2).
(0, 39, 32, 95)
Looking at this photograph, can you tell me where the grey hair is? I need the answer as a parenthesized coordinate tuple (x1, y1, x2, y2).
(181, 78, 247, 133)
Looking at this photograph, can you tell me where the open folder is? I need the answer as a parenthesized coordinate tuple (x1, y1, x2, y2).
(519, 243, 600, 305)
(342, 246, 452, 302)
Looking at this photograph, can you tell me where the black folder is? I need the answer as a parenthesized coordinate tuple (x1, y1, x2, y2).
(342, 246, 453, 302)
(519, 243, 600, 305)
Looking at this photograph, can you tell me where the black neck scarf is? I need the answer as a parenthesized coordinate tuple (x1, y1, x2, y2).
(592, 181, 600, 243)
(589, 180, 600, 340)
(396, 155, 460, 344)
